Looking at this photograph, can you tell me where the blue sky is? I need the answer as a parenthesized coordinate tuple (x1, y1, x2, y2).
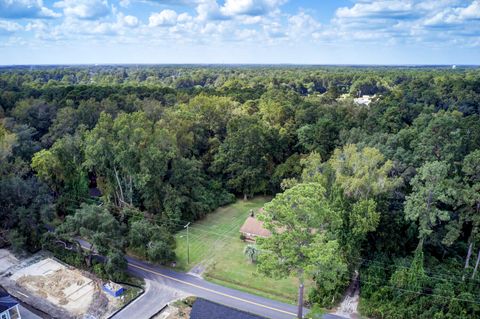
(0, 0, 479, 65)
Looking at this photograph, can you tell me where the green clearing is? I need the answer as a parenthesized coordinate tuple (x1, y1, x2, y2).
(174, 197, 310, 304)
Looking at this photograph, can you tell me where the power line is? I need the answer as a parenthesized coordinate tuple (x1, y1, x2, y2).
(54, 195, 480, 307)
(54, 196, 480, 295)
(356, 276, 480, 306)
(352, 256, 480, 286)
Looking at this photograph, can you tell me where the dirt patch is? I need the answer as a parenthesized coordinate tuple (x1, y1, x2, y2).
(0, 252, 136, 319)
(153, 299, 194, 319)
(12, 258, 95, 316)
(335, 271, 360, 319)
(15, 268, 94, 314)
(187, 263, 207, 278)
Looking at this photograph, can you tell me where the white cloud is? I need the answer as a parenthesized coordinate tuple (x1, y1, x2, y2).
(118, 13, 138, 27)
(0, 0, 60, 19)
(288, 12, 321, 38)
(424, 0, 480, 26)
(0, 19, 22, 34)
(119, 0, 130, 8)
(220, 0, 286, 17)
(196, 0, 224, 21)
(6, 0, 480, 54)
(262, 21, 285, 39)
(195, 0, 285, 21)
(177, 12, 192, 23)
(329, 0, 480, 45)
(239, 15, 263, 24)
(336, 1, 416, 20)
(54, 0, 110, 20)
(149, 9, 178, 27)
(235, 28, 257, 40)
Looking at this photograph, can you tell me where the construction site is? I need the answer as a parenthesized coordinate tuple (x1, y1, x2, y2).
(0, 249, 130, 319)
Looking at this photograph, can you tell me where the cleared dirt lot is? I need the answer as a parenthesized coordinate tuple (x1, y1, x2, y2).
(0, 250, 131, 319)
(11, 258, 96, 316)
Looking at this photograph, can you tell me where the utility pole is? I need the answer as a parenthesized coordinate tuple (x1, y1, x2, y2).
(184, 222, 190, 265)
(297, 282, 304, 319)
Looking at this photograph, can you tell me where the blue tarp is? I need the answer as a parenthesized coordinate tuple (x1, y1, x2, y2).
(0, 291, 18, 313)
(102, 283, 124, 297)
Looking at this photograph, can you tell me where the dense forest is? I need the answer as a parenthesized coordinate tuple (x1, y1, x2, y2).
(1, 65, 480, 318)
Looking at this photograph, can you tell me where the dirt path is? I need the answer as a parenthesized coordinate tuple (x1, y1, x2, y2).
(187, 263, 206, 278)
(335, 271, 360, 319)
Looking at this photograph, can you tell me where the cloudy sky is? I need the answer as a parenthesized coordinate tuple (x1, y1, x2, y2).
(1, 0, 479, 65)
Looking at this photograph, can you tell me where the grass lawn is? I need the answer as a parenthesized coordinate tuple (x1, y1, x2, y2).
(174, 197, 311, 305)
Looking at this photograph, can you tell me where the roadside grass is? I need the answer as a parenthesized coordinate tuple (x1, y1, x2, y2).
(174, 197, 269, 270)
(174, 197, 311, 305)
(121, 284, 143, 306)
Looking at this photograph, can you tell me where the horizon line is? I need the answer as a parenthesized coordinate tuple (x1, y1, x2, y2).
(0, 63, 478, 68)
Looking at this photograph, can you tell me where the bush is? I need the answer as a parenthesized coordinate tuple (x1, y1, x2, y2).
(93, 263, 107, 279)
(358, 255, 480, 319)
(8, 229, 26, 253)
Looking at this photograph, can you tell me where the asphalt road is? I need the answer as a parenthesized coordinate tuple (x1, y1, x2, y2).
(76, 239, 345, 319)
(113, 275, 184, 319)
(122, 255, 345, 319)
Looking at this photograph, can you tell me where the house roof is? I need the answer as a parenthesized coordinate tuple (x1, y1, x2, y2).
(239, 216, 271, 238)
(0, 291, 18, 313)
(190, 298, 267, 319)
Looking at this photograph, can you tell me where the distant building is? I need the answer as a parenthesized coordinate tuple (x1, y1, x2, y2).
(353, 95, 374, 106)
(0, 291, 21, 319)
(190, 298, 267, 319)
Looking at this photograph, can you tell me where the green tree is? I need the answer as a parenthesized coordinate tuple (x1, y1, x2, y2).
(297, 118, 339, 159)
(32, 130, 89, 215)
(413, 111, 464, 165)
(104, 249, 128, 281)
(405, 161, 457, 248)
(459, 150, 480, 275)
(329, 144, 399, 200)
(213, 115, 276, 199)
(84, 112, 176, 209)
(302, 146, 399, 259)
(57, 204, 124, 268)
(128, 219, 176, 263)
(243, 244, 259, 263)
(0, 122, 16, 164)
(257, 183, 345, 315)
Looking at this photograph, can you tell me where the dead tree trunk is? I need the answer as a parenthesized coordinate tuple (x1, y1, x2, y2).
(463, 242, 473, 280)
(472, 249, 480, 280)
(113, 166, 125, 206)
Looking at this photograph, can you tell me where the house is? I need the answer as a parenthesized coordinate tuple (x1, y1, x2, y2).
(0, 291, 21, 319)
(190, 298, 267, 319)
(239, 210, 271, 242)
(353, 95, 374, 106)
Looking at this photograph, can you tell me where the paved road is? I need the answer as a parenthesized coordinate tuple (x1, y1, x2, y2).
(119, 256, 345, 319)
(76, 239, 345, 319)
(113, 275, 184, 319)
